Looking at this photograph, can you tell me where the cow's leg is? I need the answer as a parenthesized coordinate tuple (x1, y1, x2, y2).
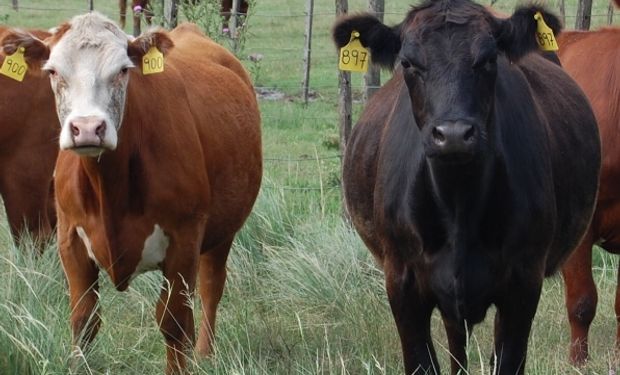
(443, 317, 468, 375)
(562, 232, 596, 366)
(195, 238, 233, 357)
(220, 0, 232, 30)
(156, 232, 201, 375)
(493, 275, 542, 375)
(58, 221, 100, 349)
(385, 257, 438, 374)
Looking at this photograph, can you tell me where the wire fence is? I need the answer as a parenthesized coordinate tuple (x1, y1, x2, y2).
(2, 0, 618, 195)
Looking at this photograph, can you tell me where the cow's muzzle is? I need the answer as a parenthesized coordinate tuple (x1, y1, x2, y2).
(68, 116, 108, 156)
(426, 121, 478, 163)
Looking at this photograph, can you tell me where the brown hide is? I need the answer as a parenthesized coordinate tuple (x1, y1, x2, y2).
(557, 28, 620, 366)
(34, 21, 260, 374)
(0, 27, 57, 244)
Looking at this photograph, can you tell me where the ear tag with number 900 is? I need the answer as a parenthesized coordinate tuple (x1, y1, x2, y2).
(339, 31, 369, 73)
(142, 46, 164, 75)
(0, 47, 28, 82)
(534, 12, 559, 52)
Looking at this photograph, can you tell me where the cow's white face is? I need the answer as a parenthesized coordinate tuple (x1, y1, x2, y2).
(0, 13, 173, 158)
(43, 14, 134, 157)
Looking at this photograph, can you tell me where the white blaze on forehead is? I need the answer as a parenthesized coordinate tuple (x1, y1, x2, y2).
(132, 224, 169, 278)
(44, 12, 134, 152)
(76, 226, 100, 267)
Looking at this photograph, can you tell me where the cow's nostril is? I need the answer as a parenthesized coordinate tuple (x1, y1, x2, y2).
(432, 127, 445, 143)
(95, 122, 107, 138)
(464, 125, 475, 142)
(70, 123, 80, 137)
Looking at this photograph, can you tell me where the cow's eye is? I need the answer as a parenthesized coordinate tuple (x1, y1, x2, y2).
(47, 69, 57, 77)
(120, 67, 129, 75)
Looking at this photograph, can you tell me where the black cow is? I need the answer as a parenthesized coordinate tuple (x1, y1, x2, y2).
(333, 0, 601, 374)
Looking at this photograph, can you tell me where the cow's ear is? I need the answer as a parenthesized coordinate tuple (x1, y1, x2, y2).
(495, 5, 561, 62)
(0, 29, 50, 70)
(333, 14, 401, 69)
(127, 29, 174, 64)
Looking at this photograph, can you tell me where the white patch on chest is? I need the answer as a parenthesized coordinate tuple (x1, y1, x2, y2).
(133, 224, 169, 277)
(76, 226, 100, 267)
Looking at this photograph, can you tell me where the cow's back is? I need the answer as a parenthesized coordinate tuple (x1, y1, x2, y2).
(516, 53, 601, 273)
(558, 29, 620, 203)
(166, 25, 261, 249)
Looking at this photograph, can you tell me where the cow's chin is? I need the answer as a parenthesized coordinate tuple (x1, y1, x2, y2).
(69, 146, 108, 157)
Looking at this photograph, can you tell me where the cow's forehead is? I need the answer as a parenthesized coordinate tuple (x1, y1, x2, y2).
(403, 0, 493, 37)
(47, 12, 131, 71)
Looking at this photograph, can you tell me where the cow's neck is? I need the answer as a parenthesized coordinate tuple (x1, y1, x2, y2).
(78, 149, 147, 290)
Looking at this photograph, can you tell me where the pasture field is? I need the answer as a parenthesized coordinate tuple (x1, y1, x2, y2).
(1, 0, 619, 374)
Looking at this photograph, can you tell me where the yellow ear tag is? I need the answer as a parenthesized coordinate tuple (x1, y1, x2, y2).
(142, 46, 164, 75)
(534, 11, 559, 52)
(339, 31, 369, 73)
(0, 47, 28, 82)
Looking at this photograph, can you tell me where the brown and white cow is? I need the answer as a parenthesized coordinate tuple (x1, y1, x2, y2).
(1, 14, 261, 374)
(0, 27, 57, 244)
(557, 27, 620, 366)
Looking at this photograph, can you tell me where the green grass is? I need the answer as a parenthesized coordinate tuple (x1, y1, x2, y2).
(1, 0, 619, 374)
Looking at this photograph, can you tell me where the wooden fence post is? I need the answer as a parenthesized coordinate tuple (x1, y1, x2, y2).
(88, 0, 94, 11)
(230, 0, 240, 52)
(164, 0, 179, 28)
(336, 0, 352, 221)
(302, 0, 315, 105)
(607, 0, 614, 24)
(12, 0, 18, 11)
(575, 0, 593, 30)
(559, 0, 566, 26)
(364, 0, 384, 102)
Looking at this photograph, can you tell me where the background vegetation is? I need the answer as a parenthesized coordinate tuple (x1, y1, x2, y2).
(0, 0, 619, 373)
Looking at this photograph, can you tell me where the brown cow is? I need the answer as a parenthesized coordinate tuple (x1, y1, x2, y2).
(221, 0, 250, 31)
(333, 0, 600, 373)
(0, 27, 57, 244)
(557, 27, 620, 366)
(119, 0, 152, 37)
(119, 0, 250, 37)
(1, 14, 261, 374)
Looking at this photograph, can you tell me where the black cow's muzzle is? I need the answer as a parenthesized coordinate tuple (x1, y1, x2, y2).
(426, 121, 478, 163)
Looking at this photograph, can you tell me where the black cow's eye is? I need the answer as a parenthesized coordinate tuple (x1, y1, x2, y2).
(401, 59, 412, 69)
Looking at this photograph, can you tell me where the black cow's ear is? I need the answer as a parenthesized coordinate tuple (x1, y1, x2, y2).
(332, 14, 401, 70)
(495, 5, 562, 62)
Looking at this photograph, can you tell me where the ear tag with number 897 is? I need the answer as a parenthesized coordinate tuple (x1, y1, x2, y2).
(339, 31, 369, 73)
(534, 11, 559, 52)
(142, 46, 164, 75)
(0, 47, 28, 82)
